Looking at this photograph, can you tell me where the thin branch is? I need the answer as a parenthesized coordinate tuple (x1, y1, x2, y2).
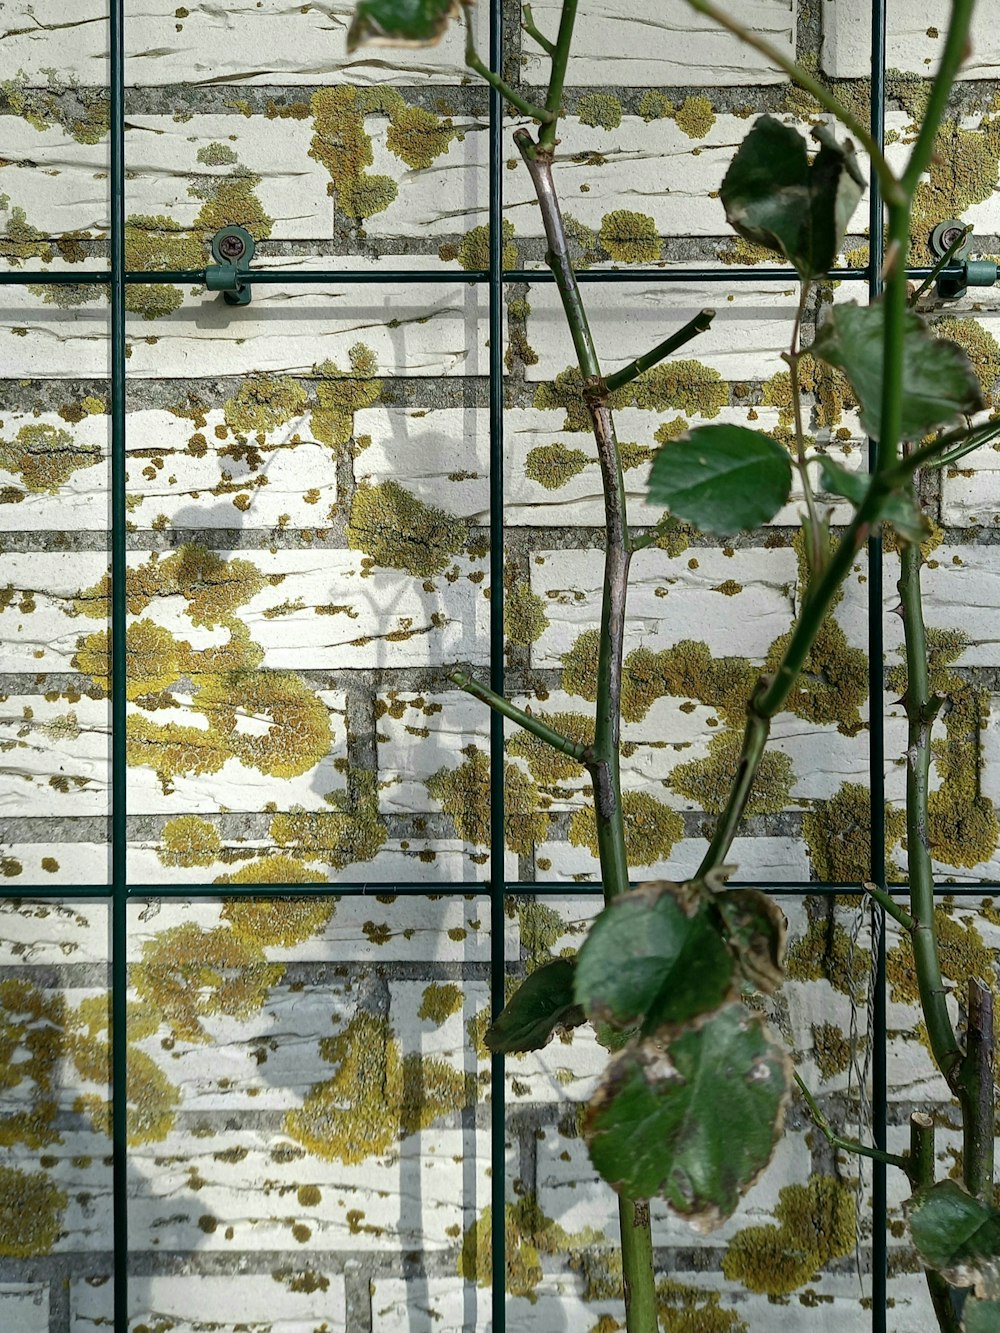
(603, 309, 715, 395)
(794, 1073, 909, 1170)
(682, 0, 903, 206)
(463, 4, 550, 123)
(784, 281, 825, 578)
(889, 418, 1000, 477)
(900, 0, 976, 196)
(450, 671, 593, 762)
(537, 0, 578, 153)
(521, 3, 555, 55)
(863, 880, 915, 932)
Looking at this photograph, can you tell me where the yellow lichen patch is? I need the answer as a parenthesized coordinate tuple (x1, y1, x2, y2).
(0, 979, 67, 1149)
(563, 635, 759, 728)
(503, 583, 549, 647)
(887, 909, 997, 1005)
(70, 1031, 181, 1145)
(671, 730, 794, 817)
(123, 214, 204, 319)
(270, 777, 387, 871)
(0, 1165, 67, 1257)
(309, 355, 381, 455)
(785, 906, 870, 996)
(0, 423, 101, 493)
(158, 815, 222, 867)
(190, 168, 272, 246)
(656, 1279, 748, 1333)
(385, 104, 457, 169)
(459, 1195, 603, 1298)
(73, 547, 267, 629)
(517, 898, 582, 968)
(507, 711, 593, 783)
(673, 95, 716, 139)
(767, 616, 868, 736)
(911, 117, 1000, 264)
(446, 219, 517, 272)
(309, 86, 400, 220)
(578, 93, 622, 131)
(933, 317, 1000, 408)
(632, 359, 728, 417)
(222, 896, 335, 947)
(723, 1176, 856, 1295)
(719, 235, 777, 267)
(348, 480, 469, 578)
(213, 855, 326, 886)
(132, 923, 284, 1044)
(418, 982, 463, 1023)
(802, 783, 906, 884)
(599, 210, 662, 265)
(126, 716, 230, 790)
(0, 203, 52, 266)
(524, 443, 590, 490)
(197, 670, 332, 779)
(427, 749, 547, 856)
(1, 69, 109, 144)
(569, 792, 683, 867)
(638, 91, 673, 122)
(125, 619, 186, 700)
(223, 375, 308, 437)
(284, 1011, 465, 1163)
(811, 1021, 852, 1081)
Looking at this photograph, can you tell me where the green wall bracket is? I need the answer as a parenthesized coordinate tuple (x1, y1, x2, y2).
(930, 219, 998, 301)
(205, 225, 255, 305)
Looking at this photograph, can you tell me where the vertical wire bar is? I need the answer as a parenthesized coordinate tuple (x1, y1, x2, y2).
(109, 0, 129, 1327)
(868, 0, 889, 1328)
(488, 1, 507, 1328)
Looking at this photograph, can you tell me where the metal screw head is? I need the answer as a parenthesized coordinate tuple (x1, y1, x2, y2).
(930, 218, 971, 260)
(218, 233, 247, 261)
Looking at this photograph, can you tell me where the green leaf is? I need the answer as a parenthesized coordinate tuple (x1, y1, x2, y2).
(347, 0, 463, 52)
(647, 425, 793, 536)
(721, 116, 865, 280)
(715, 889, 787, 994)
(811, 303, 985, 442)
(583, 1003, 790, 1227)
(485, 958, 585, 1054)
(816, 455, 928, 544)
(910, 1180, 1000, 1297)
(574, 881, 735, 1034)
(965, 1295, 1000, 1331)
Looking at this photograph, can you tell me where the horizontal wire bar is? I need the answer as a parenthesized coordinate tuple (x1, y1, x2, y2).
(1, 879, 997, 899)
(0, 264, 958, 287)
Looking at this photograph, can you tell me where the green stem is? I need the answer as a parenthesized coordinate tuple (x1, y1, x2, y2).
(785, 281, 825, 578)
(897, 518, 963, 1087)
(521, 3, 555, 55)
(909, 1113, 964, 1333)
(537, 0, 578, 153)
(463, 5, 550, 122)
(449, 671, 593, 763)
(682, 0, 902, 205)
(863, 881, 915, 932)
(604, 310, 715, 395)
(619, 1199, 658, 1332)
(794, 1073, 909, 1170)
